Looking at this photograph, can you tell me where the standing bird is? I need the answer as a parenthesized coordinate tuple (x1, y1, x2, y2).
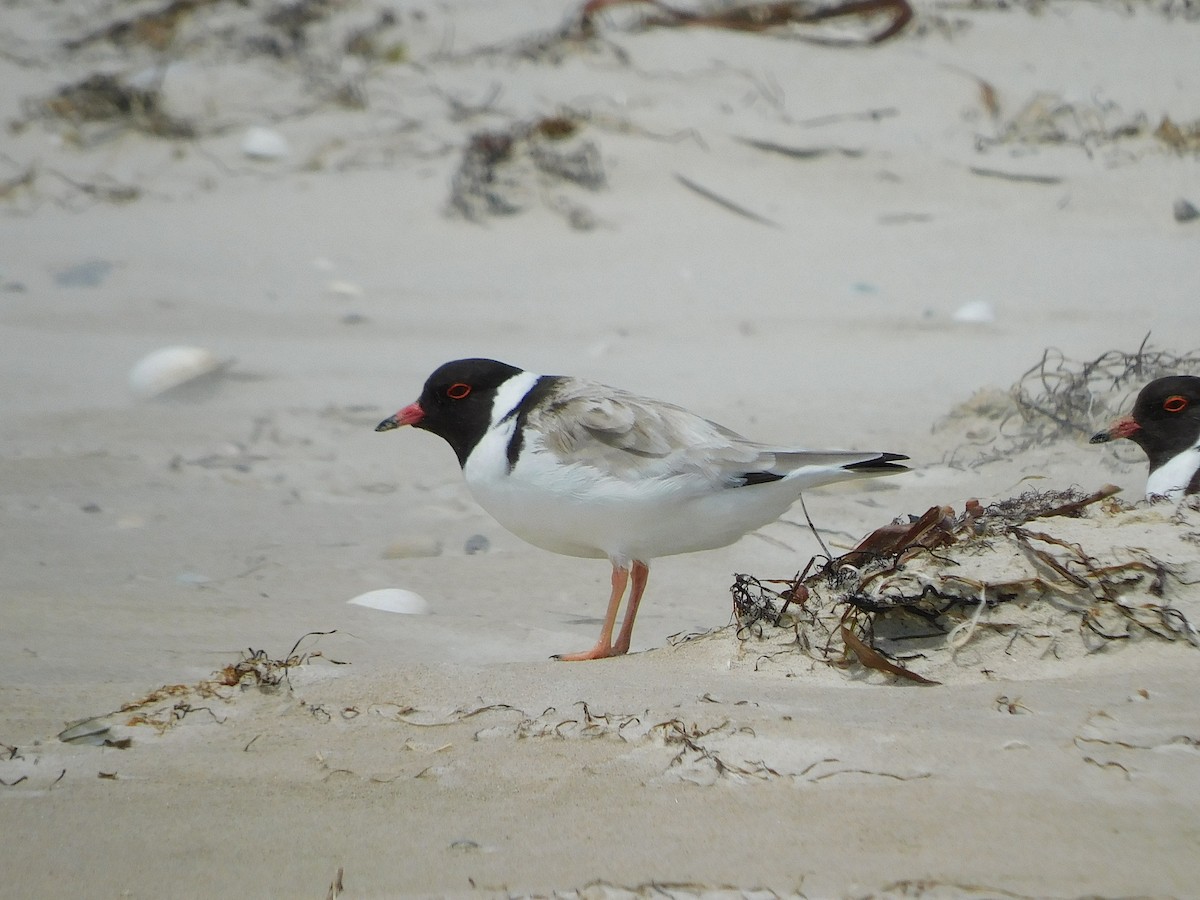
(376, 359, 908, 660)
(1090, 375, 1200, 501)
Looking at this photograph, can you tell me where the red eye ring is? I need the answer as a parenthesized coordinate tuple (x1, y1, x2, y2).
(447, 383, 472, 400)
(1164, 395, 1188, 413)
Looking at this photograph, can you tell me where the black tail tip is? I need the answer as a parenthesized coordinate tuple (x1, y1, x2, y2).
(845, 452, 909, 473)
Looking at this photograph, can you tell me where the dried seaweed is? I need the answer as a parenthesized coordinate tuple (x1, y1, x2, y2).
(653, 718, 781, 780)
(61, 0, 347, 57)
(578, 0, 913, 44)
(978, 92, 1200, 158)
(15, 0, 407, 158)
(938, 338, 1200, 465)
(326, 866, 345, 900)
(58, 631, 341, 743)
(30, 73, 195, 140)
(448, 114, 606, 227)
(733, 486, 1198, 683)
(64, 0, 228, 51)
(842, 625, 939, 684)
(674, 173, 781, 228)
(482, 0, 911, 63)
(1156, 116, 1200, 153)
(210, 630, 343, 691)
(1011, 338, 1200, 441)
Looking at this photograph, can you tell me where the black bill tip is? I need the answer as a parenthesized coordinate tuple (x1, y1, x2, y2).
(375, 416, 400, 433)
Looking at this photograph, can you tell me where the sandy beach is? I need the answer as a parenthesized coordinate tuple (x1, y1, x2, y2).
(2, 0, 1199, 896)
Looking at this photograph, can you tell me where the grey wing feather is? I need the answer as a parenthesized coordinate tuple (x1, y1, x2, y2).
(527, 380, 754, 477)
(526, 378, 905, 485)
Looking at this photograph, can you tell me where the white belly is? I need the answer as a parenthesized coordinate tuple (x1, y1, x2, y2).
(1146, 443, 1200, 501)
(463, 428, 801, 563)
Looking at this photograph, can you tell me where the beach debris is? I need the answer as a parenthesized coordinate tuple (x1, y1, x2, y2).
(968, 165, 1062, 185)
(491, 0, 910, 66)
(449, 115, 606, 226)
(1155, 116, 1200, 154)
(58, 716, 117, 746)
(841, 625, 939, 684)
(576, 0, 913, 45)
(215, 633, 344, 689)
(22, 0, 401, 154)
(347, 588, 431, 615)
(0, 165, 36, 205)
(736, 136, 865, 161)
(324, 279, 364, 299)
(27, 72, 194, 139)
(345, 11, 408, 63)
(468, 0, 907, 62)
(463, 534, 490, 555)
(674, 173, 781, 228)
(984, 91, 1142, 151)
(1009, 339, 1200, 443)
(326, 866, 345, 900)
(936, 338, 1200, 465)
(241, 125, 290, 161)
(61, 0, 359, 57)
(244, 642, 328, 692)
(305, 696, 920, 786)
(55, 259, 114, 288)
(951, 299, 995, 324)
(44, 170, 141, 207)
(1174, 198, 1199, 223)
(980, 95, 1200, 159)
(58, 632, 343, 743)
(128, 345, 228, 400)
(799, 106, 899, 128)
(733, 485, 1199, 683)
(63, 0, 228, 51)
(1, 765, 66, 789)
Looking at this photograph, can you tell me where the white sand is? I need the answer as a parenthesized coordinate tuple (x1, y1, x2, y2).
(2, 0, 1199, 895)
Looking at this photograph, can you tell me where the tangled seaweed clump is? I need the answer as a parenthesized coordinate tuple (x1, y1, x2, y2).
(937, 339, 1200, 466)
(732, 487, 1200, 684)
(56, 632, 343, 746)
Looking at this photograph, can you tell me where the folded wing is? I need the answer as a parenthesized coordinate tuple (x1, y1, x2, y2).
(525, 378, 907, 489)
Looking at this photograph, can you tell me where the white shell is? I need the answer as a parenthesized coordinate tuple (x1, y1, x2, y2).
(324, 280, 364, 298)
(347, 588, 430, 615)
(952, 300, 996, 324)
(241, 126, 290, 160)
(128, 346, 224, 399)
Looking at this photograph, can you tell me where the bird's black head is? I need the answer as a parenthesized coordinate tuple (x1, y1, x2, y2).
(1126, 375, 1200, 466)
(376, 358, 524, 466)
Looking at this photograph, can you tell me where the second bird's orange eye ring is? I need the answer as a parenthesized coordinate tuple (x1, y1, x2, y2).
(1164, 395, 1188, 413)
(447, 383, 472, 400)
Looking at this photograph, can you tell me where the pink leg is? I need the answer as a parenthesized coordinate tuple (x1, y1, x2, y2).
(554, 564, 629, 661)
(612, 560, 650, 655)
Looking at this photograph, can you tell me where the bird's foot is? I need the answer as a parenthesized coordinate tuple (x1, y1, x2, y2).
(553, 643, 626, 662)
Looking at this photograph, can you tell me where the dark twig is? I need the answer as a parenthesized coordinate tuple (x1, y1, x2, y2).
(674, 173, 781, 228)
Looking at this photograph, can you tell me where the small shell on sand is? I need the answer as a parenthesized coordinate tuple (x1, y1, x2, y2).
(347, 588, 431, 615)
(952, 299, 996, 324)
(241, 126, 290, 160)
(128, 346, 225, 399)
(324, 280, 364, 298)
